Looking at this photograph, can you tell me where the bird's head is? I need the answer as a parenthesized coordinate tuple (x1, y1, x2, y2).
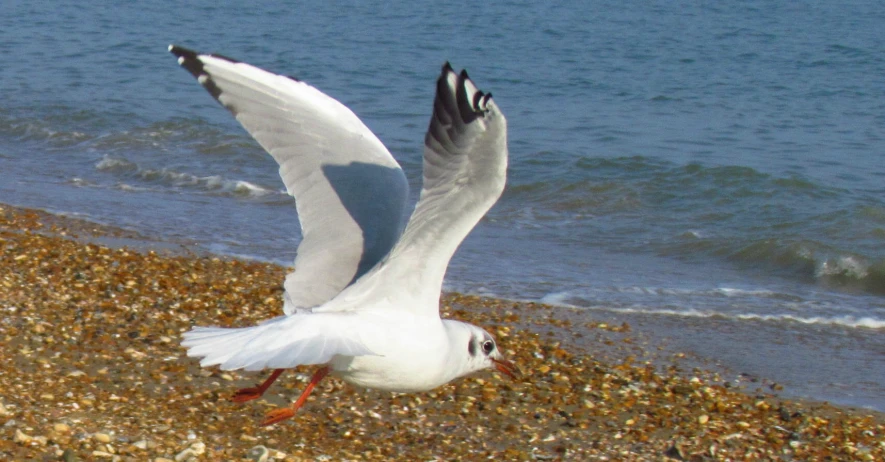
(445, 321, 518, 380)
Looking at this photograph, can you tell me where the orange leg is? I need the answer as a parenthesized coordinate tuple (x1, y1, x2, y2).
(261, 366, 330, 426)
(232, 368, 285, 403)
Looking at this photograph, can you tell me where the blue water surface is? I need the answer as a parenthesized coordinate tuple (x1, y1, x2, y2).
(1, 0, 884, 409)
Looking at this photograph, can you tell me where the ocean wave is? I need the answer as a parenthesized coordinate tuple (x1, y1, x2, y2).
(95, 155, 281, 198)
(506, 155, 844, 221)
(733, 313, 885, 329)
(538, 294, 885, 329)
(89, 119, 262, 158)
(671, 237, 885, 296)
(0, 109, 96, 148)
(0, 108, 262, 161)
(507, 155, 885, 297)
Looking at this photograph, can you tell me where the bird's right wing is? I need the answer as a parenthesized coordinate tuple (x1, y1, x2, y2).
(323, 63, 508, 316)
(170, 45, 409, 313)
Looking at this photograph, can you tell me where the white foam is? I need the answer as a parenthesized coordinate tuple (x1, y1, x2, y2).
(610, 285, 779, 298)
(95, 155, 280, 198)
(537, 290, 884, 330)
(539, 291, 573, 306)
(95, 155, 136, 171)
(816, 255, 869, 280)
(69, 177, 95, 187)
(715, 287, 778, 297)
(735, 313, 885, 329)
(605, 307, 884, 329)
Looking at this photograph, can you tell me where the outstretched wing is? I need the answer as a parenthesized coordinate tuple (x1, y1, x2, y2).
(326, 63, 508, 316)
(170, 45, 409, 312)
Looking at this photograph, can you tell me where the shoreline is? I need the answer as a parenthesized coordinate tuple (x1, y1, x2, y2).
(1, 203, 883, 460)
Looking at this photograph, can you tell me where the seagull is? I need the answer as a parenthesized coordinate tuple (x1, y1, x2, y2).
(170, 45, 515, 426)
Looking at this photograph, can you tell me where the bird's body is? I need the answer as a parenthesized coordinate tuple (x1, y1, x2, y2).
(170, 44, 514, 425)
(330, 317, 475, 393)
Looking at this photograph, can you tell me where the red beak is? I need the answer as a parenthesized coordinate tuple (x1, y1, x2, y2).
(491, 357, 518, 379)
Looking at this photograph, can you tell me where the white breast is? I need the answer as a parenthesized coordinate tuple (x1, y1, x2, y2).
(327, 314, 453, 392)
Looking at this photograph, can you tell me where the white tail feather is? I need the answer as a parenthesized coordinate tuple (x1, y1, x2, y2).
(181, 313, 377, 371)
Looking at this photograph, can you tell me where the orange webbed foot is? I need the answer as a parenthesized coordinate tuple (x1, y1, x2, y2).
(261, 407, 295, 426)
(230, 369, 285, 403)
(231, 387, 263, 403)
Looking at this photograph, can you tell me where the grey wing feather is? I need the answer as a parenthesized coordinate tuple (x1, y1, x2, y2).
(170, 45, 409, 312)
(334, 63, 507, 316)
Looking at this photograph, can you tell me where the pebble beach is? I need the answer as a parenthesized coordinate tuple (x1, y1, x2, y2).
(1, 203, 883, 461)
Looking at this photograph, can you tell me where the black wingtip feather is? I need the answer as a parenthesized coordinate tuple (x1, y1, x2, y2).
(432, 61, 496, 130)
(454, 69, 478, 124)
(472, 90, 484, 111)
(169, 45, 203, 80)
(169, 44, 229, 100)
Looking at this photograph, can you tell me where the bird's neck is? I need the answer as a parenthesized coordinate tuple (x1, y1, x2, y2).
(440, 319, 478, 380)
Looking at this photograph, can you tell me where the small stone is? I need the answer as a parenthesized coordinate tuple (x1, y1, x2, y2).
(672, 384, 694, 395)
(189, 441, 206, 455)
(248, 445, 269, 462)
(175, 449, 197, 461)
(0, 402, 11, 416)
(663, 444, 686, 461)
(93, 432, 112, 443)
(92, 450, 114, 458)
(54, 423, 72, 433)
(61, 449, 78, 462)
(175, 441, 206, 461)
(13, 429, 32, 444)
(698, 415, 709, 425)
(779, 407, 792, 421)
(132, 440, 149, 450)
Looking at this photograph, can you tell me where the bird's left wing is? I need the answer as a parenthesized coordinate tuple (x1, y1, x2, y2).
(170, 45, 409, 313)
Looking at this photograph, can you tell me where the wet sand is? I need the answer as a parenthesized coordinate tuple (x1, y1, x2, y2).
(1, 204, 882, 461)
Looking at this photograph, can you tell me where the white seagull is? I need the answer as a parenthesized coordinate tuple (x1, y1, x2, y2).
(170, 45, 515, 426)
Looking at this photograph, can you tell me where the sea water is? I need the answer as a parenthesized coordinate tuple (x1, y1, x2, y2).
(1, 0, 883, 410)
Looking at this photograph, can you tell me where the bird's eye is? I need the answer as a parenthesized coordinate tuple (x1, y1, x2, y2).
(482, 340, 495, 355)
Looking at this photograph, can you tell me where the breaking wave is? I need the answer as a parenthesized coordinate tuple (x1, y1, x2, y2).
(540, 291, 885, 330)
(95, 155, 280, 198)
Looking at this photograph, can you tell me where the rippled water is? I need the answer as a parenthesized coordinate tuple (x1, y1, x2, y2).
(1, 0, 884, 409)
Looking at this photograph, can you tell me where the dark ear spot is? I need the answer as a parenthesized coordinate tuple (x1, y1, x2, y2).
(468, 338, 477, 357)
